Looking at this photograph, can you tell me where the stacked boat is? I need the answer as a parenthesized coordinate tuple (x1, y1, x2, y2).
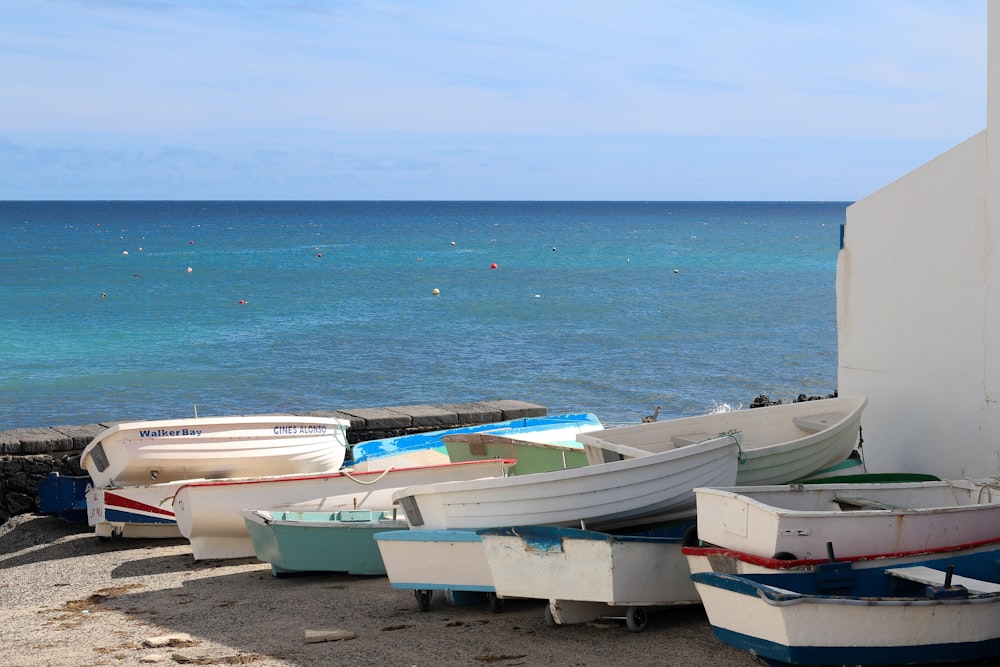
(82, 414, 352, 540)
(80, 410, 608, 564)
(684, 479, 1000, 665)
(375, 395, 871, 622)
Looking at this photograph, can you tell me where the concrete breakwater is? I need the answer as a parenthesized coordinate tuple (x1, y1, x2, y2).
(0, 399, 546, 525)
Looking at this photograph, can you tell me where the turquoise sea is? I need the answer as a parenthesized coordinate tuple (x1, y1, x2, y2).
(0, 201, 847, 431)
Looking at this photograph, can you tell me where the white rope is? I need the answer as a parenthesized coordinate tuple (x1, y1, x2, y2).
(340, 466, 394, 485)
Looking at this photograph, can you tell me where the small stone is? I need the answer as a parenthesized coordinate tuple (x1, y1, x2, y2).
(304, 628, 355, 643)
(143, 633, 194, 648)
(585, 621, 618, 629)
(139, 655, 166, 663)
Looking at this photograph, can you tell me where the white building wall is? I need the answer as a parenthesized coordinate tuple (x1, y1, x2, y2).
(837, 136, 988, 476)
(837, 1, 997, 477)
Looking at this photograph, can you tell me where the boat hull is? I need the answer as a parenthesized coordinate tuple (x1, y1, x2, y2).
(172, 458, 514, 560)
(241, 509, 407, 576)
(393, 436, 740, 531)
(694, 479, 1000, 561)
(578, 396, 867, 485)
(691, 547, 1000, 665)
(81, 415, 351, 487)
(374, 529, 494, 594)
(86, 484, 181, 539)
(478, 524, 699, 626)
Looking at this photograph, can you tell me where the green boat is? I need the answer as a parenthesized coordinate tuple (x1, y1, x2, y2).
(241, 508, 407, 576)
(442, 432, 590, 475)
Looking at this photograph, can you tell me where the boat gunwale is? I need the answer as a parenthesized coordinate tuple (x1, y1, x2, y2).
(170, 458, 518, 495)
(682, 534, 1000, 569)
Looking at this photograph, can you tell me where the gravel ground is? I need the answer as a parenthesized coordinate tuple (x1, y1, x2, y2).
(0, 514, 763, 667)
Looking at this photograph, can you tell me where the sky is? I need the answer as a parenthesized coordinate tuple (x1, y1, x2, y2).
(0, 0, 988, 201)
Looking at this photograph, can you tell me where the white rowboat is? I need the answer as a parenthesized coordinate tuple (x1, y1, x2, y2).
(577, 396, 867, 485)
(81, 414, 350, 488)
(172, 458, 514, 560)
(393, 436, 740, 531)
(693, 479, 1000, 561)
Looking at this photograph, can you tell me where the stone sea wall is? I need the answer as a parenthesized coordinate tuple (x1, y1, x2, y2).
(0, 399, 546, 525)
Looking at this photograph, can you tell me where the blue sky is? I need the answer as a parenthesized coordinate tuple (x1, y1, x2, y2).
(0, 0, 987, 200)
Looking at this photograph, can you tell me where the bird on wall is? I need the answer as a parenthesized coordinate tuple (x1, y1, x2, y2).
(642, 406, 662, 423)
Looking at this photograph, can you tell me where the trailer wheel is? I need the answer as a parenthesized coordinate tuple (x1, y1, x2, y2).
(415, 589, 432, 612)
(544, 604, 559, 628)
(487, 592, 503, 613)
(625, 606, 648, 632)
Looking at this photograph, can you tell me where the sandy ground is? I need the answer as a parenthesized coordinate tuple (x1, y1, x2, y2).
(0, 513, 766, 667)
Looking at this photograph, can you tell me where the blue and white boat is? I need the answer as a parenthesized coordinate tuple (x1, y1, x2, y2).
(373, 529, 503, 612)
(691, 546, 1000, 666)
(349, 413, 603, 471)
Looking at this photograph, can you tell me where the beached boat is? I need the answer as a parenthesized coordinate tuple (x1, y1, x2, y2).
(241, 508, 407, 576)
(577, 395, 867, 485)
(80, 414, 351, 488)
(349, 413, 602, 471)
(393, 435, 740, 531)
(691, 546, 1000, 665)
(172, 458, 514, 560)
(373, 529, 503, 612)
(443, 432, 589, 474)
(692, 479, 1000, 561)
(86, 483, 182, 540)
(477, 523, 699, 631)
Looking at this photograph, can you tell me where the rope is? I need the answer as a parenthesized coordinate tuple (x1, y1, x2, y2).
(341, 466, 394, 485)
(856, 425, 868, 472)
(974, 477, 1000, 504)
(715, 429, 745, 464)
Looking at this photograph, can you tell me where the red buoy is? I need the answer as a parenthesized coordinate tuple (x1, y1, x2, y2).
(490, 263, 498, 269)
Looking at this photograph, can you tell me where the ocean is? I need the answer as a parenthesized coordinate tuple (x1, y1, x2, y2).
(0, 201, 847, 431)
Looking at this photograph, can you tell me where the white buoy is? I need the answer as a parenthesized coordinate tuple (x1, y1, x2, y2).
(186, 267, 193, 273)
(432, 288, 440, 296)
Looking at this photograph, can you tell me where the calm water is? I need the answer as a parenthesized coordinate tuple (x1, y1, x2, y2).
(0, 201, 847, 430)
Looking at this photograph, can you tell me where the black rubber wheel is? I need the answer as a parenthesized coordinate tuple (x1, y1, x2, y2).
(415, 589, 432, 612)
(486, 592, 503, 613)
(625, 606, 648, 632)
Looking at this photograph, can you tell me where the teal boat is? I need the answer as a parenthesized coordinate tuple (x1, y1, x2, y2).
(241, 508, 407, 576)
